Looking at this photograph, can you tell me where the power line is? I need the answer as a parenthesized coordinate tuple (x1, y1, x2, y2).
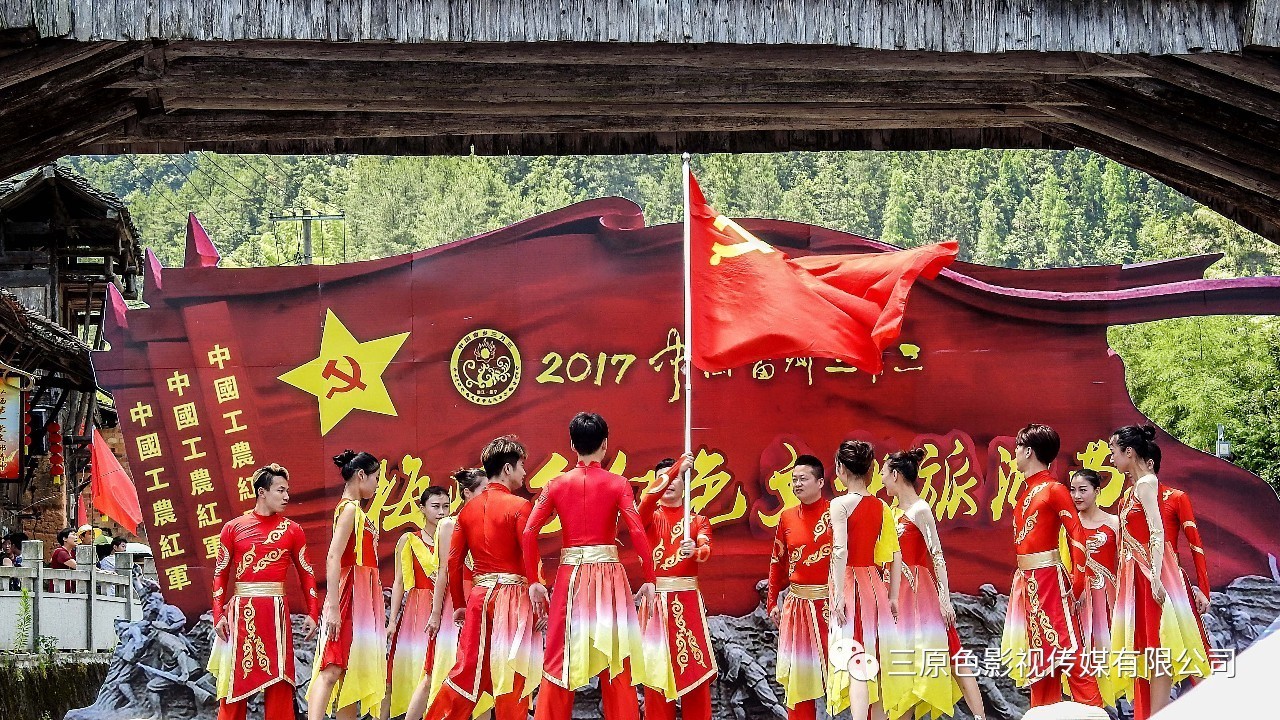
(168, 157, 242, 232)
(121, 155, 187, 220)
(180, 153, 253, 207)
(200, 152, 279, 210)
(261, 154, 343, 215)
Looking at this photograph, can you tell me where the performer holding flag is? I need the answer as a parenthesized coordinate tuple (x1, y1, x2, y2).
(638, 455, 718, 720)
(208, 463, 319, 720)
(522, 412, 656, 720)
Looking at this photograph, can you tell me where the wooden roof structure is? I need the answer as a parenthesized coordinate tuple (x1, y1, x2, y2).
(2, 1, 1280, 241)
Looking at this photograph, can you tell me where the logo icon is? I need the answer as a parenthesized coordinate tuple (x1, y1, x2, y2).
(278, 309, 410, 435)
(831, 638, 880, 682)
(450, 329, 521, 406)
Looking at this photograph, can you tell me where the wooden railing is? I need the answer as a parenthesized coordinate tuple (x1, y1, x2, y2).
(0, 540, 143, 652)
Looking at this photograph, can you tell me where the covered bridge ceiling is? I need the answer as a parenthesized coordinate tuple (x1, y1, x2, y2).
(2, 0, 1280, 241)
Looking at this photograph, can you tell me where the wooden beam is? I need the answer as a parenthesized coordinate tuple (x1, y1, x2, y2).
(1042, 80, 1280, 177)
(1035, 122, 1280, 242)
(0, 40, 128, 93)
(1037, 105, 1280, 199)
(1111, 55, 1280, 121)
(80, 127, 1068, 158)
(1098, 77, 1280, 154)
(116, 107, 1061, 143)
(0, 42, 148, 115)
(1178, 51, 1280, 94)
(160, 41, 1147, 75)
(0, 99, 137, 182)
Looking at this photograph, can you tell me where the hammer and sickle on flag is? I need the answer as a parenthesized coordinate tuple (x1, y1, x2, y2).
(279, 309, 410, 435)
(709, 215, 776, 266)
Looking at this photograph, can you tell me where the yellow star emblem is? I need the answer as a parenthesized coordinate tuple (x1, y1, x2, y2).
(278, 309, 410, 435)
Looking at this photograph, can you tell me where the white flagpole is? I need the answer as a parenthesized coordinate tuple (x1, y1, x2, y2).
(682, 152, 693, 542)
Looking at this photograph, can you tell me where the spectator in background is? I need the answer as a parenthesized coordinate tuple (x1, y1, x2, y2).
(4, 532, 26, 591)
(97, 536, 128, 572)
(49, 526, 79, 592)
(78, 524, 96, 546)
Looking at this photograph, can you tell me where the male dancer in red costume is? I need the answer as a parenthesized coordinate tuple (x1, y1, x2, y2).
(765, 454, 833, 720)
(424, 437, 542, 720)
(522, 412, 656, 720)
(208, 464, 319, 720)
(998, 424, 1103, 708)
(638, 455, 717, 720)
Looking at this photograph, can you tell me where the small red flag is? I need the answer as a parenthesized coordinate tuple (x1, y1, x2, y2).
(90, 429, 143, 533)
(689, 174, 957, 373)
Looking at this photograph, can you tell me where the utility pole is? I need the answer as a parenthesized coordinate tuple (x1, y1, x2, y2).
(268, 210, 345, 264)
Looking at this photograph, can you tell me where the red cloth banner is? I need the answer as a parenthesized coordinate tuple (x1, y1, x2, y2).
(90, 428, 144, 533)
(96, 198, 1280, 621)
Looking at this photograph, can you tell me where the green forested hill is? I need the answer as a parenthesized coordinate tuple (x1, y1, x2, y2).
(62, 151, 1280, 489)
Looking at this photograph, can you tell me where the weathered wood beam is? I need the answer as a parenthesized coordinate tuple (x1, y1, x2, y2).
(0, 99, 137, 183)
(1037, 105, 1280, 200)
(0, 41, 148, 114)
(1042, 80, 1280, 177)
(1099, 77, 1280, 154)
(80, 127, 1067, 159)
(1178, 51, 1280, 94)
(115, 108, 1062, 143)
(2, 219, 128, 235)
(160, 41, 1145, 75)
(1035, 122, 1280, 242)
(1111, 55, 1280, 121)
(123, 78, 1057, 106)
(0, 40, 128, 93)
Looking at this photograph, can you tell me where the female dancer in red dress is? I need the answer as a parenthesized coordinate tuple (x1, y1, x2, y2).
(1107, 426, 1210, 720)
(382, 486, 453, 720)
(1068, 468, 1120, 708)
(827, 440, 903, 720)
(404, 469, 494, 720)
(883, 449, 987, 720)
(308, 450, 385, 720)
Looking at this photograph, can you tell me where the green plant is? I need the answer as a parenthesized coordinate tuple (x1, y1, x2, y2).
(12, 587, 31, 652)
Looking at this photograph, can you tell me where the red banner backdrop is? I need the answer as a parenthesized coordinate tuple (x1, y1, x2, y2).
(97, 198, 1280, 622)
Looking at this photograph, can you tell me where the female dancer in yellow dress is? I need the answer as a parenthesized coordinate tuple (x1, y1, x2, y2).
(308, 450, 385, 719)
(1068, 468, 1121, 709)
(882, 449, 986, 720)
(381, 486, 453, 720)
(404, 468, 494, 720)
(1107, 425, 1211, 720)
(828, 440, 903, 720)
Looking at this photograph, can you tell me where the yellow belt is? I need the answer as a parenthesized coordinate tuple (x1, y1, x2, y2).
(474, 572, 526, 588)
(560, 544, 620, 565)
(1017, 549, 1063, 570)
(788, 583, 829, 600)
(235, 581, 285, 597)
(656, 576, 698, 592)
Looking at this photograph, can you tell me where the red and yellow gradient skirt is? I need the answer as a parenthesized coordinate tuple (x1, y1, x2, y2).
(886, 563, 964, 720)
(445, 572, 542, 703)
(639, 576, 718, 700)
(387, 584, 434, 717)
(1109, 539, 1211, 698)
(309, 565, 386, 716)
(208, 582, 298, 703)
(544, 545, 650, 691)
(999, 552, 1081, 687)
(776, 583, 829, 709)
(1079, 566, 1120, 706)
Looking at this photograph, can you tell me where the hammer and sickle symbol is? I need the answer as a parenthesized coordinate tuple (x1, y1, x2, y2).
(322, 356, 366, 399)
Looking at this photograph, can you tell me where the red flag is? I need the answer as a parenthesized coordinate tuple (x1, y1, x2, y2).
(90, 429, 143, 533)
(689, 174, 957, 373)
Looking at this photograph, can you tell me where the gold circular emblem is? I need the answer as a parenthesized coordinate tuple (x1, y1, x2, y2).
(450, 329, 522, 406)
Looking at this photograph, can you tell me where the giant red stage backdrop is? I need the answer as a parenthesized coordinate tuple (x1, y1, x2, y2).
(97, 198, 1280, 622)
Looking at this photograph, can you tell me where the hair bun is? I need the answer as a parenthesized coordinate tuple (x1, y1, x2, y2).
(1140, 424, 1157, 440)
(910, 448, 927, 462)
(333, 450, 357, 468)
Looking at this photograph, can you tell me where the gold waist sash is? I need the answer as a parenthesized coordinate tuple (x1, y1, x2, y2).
(1017, 549, 1063, 571)
(560, 544, 620, 565)
(235, 581, 285, 597)
(474, 572, 526, 588)
(656, 576, 698, 592)
(788, 583, 829, 600)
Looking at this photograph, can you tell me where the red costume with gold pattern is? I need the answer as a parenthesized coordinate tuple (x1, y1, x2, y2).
(998, 470, 1102, 708)
(1160, 484, 1212, 649)
(208, 511, 319, 720)
(426, 483, 542, 720)
(637, 467, 716, 720)
(766, 498, 831, 720)
(522, 460, 656, 720)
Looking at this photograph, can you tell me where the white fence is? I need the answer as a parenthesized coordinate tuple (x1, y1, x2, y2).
(0, 540, 143, 652)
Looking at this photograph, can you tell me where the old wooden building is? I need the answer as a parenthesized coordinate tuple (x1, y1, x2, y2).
(1, 0, 1278, 241)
